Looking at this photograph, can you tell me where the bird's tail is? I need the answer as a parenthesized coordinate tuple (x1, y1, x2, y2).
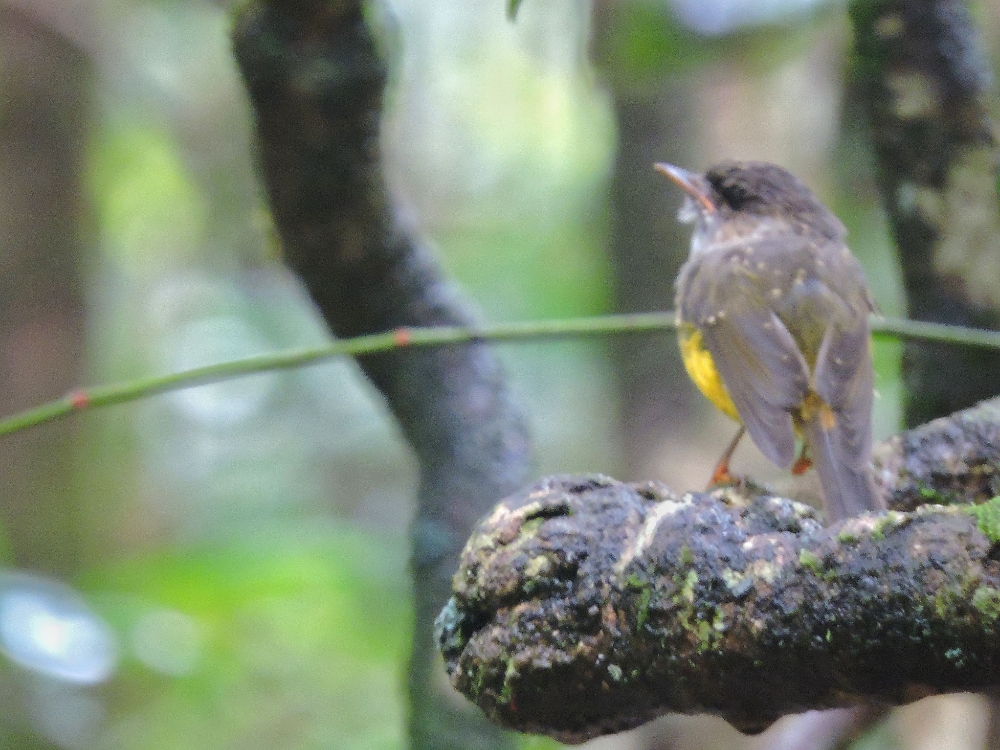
(802, 403, 885, 523)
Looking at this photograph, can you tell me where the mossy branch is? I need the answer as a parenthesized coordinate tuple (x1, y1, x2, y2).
(436, 398, 1000, 743)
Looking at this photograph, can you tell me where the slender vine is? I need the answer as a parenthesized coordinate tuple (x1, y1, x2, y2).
(0, 312, 996, 438)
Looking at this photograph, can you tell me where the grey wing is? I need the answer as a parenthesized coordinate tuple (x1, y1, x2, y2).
(680, 250, 811, 469)
(701, 303, 811, 468)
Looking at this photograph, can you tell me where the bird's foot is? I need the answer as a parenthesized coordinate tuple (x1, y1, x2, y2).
(791, 446, 812, 475)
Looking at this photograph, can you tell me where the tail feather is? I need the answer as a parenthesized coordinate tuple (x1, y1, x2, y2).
(803, 408, 885, 523)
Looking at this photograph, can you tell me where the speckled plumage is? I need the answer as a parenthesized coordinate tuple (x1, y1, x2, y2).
(664, 160, 885, 522)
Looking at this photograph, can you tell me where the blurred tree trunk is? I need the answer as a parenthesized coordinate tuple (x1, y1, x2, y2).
(850, 0, 1000, 428)
(852, 2, 1000, 748)
(231, 3, 531, 748)
(0, 4, 88, 578)
(0, 5, 89, 749)
(591, 0, 700, 480)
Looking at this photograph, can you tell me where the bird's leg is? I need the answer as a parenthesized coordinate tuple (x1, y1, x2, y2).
(708, 425, 745, 487)
(791, 443, 813, 475)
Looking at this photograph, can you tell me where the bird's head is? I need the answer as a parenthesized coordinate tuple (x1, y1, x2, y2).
(655, 160, 845, 249)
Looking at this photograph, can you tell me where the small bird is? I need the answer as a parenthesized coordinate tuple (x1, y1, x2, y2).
(656, 160, 885, 523)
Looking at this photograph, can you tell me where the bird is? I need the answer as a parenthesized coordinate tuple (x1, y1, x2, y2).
(656, 160, 886, 523)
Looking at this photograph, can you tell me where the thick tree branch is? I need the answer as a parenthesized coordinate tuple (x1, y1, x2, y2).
(873, 396, 1000, 510)
(437, 397, 1000, 744)
(230, 4, 532, 748)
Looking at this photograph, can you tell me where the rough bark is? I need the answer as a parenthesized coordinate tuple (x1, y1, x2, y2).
(849, 0, 1000, 426)
(230, 3, 532, 749)
(437, 397, 1000, 744)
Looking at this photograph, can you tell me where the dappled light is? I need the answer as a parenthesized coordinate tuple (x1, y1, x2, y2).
(0, 573, 116, 685)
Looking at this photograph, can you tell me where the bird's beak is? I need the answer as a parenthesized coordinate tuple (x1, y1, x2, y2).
(654, 163, 717, 215)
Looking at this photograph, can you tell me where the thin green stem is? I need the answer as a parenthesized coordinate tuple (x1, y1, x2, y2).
(870, 316, 1000, 349)
(0, 312, 996, 439)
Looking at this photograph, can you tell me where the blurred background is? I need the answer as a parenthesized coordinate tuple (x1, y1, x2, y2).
(0, 0, 997, 748)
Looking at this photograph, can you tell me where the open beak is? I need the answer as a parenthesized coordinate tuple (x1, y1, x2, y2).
(654, 163, 716, 215)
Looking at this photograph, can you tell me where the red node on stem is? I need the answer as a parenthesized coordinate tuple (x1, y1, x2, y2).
(68, 389, 90, 410)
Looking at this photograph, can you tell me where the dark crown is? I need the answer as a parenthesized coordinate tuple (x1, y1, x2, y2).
(704, 161, 844, 239)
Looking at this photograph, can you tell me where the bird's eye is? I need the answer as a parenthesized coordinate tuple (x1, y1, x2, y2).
(704, 166, 760, 211)
(713, 179, 755, 211)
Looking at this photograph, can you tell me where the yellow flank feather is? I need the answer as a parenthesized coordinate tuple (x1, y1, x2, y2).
(678, 325, 740, 422)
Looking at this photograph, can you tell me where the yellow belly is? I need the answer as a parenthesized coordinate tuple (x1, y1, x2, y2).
(678, 325, 740, 422)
